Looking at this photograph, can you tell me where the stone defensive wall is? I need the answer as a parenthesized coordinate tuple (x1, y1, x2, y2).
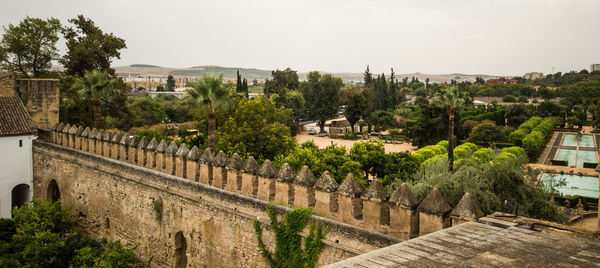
(0, 72, 59, 129)
(35, 124, 486, 266)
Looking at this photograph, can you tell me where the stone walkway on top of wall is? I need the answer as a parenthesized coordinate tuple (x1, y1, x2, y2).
(325, 221, 600, 267)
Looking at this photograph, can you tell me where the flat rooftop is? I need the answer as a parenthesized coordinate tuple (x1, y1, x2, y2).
(325, 221, 600, 267)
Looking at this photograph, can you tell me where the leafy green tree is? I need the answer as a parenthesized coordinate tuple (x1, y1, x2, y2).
(166, 75, 176, 91)
(505, 104, 531, 127)
(0, 17, 61, 77)
(367, 110, 396, 134)
(264, 68, 299, 98)
(432, 86, 466, 172)
(217, 96, 295, 161)
(538, 87, 554, 100)
(72, 70, 119, 128)
(301, 72, 343, 133)
(187, 73, 234, 151)
(61, 15, 127, 77)
(469, 122, 504, 144)
(156, 85, 165, 92)
(341, 86, 366, 132)
(129, 97, 167, 127)
(273, 142, 363, 184)
(254, 204, 326, 268)
(380, 152, 419, 186)
(537, 101, 563, 117)
(349, 141, 385, 178)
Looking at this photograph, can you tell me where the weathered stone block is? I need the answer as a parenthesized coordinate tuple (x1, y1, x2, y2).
(199, 148, 214, 185)
(257, 177, 275, 202)
(256, 160, 277, 202)
(274, 163, 295, 205)
(314, 171, 339, 219)
(417, 188, 451, 236)
(240, 156, 259, 198)
(315, 190, 338, 219)
(337, 174, 364, 224)
(199, 163, 212, 185)
(293, 166, 316, 208)
(389, 184, 419, 240)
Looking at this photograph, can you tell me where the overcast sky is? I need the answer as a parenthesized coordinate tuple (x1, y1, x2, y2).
(1, 0, 599, 76)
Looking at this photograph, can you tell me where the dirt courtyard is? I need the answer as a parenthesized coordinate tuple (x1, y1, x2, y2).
(295, 133, 418, 153)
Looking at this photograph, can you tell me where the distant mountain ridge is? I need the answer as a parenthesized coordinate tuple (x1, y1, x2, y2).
(114, 64, 499, 83)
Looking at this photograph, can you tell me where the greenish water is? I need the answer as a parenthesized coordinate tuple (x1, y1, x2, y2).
(540, 173, 599, 198)
(577, 151, 598, 167)
(555, 149, 597, 167)
(562, 134, 595, 148)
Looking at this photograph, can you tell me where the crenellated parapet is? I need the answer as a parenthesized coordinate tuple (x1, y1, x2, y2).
(49, 125, 486, 240)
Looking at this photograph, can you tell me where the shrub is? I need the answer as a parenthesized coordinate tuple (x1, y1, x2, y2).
(502, 146, 526, 158)
(436, 140, 448, 150)
(508, 128, 528, 146)
(453, 147, 470, 159)
(413, 148, 436, 162)
(502, 95, 517, 102)
(518, 116, 542, 132)
(455, 142, 478, 154)
(474, 148, 495, 163)
(517, 96, 529, 103)
(522, 130, 545, 159)
(421, 145, 446, 155)
(422, 154, 446, 167)
(396, 158, 568, 223)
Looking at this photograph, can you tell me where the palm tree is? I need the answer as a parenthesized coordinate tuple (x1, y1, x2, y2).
(187, 74, 233, 151)
(72, 70, 117, 129)
(432, 86, 465, 172)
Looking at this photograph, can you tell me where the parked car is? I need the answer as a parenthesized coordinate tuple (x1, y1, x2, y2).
(308, 128, 316, 135)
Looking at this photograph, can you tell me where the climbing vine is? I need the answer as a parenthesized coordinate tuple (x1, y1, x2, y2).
(253, 204, 326, 268)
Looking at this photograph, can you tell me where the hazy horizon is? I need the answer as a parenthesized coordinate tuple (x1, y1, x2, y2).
(1, 0, 599, 76)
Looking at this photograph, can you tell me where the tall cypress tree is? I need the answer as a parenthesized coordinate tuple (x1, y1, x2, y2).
(363, 65, 373, 86)
(389, 68, 398, 108)
(242, 78, 249, 99)
(236, 70, 242, 93)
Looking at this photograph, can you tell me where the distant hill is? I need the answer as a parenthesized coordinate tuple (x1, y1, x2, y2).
(114, 64, 499, 83)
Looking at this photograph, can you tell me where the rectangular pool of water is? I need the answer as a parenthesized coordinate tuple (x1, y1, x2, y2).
(554, 149, 597, 168)
(577, 151, 598, 168)
(561, 133, 595, 148)
(540, 173, 599, 198)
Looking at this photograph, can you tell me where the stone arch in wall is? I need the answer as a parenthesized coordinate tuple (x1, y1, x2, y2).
(174, 231, 187, 268)
(11, 184, 30, 213)
(47, 179, 60, 202)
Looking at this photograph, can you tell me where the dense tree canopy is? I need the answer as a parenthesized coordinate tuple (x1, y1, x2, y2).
(0, 17, 61, 77)
(61, 15, 127, 77)
(217, 96, 295, 161)
(264, 68, 299, 98)
(300, 72, 343, 133)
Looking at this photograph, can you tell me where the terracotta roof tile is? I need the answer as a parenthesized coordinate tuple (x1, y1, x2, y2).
(0, 96, 37, 136)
